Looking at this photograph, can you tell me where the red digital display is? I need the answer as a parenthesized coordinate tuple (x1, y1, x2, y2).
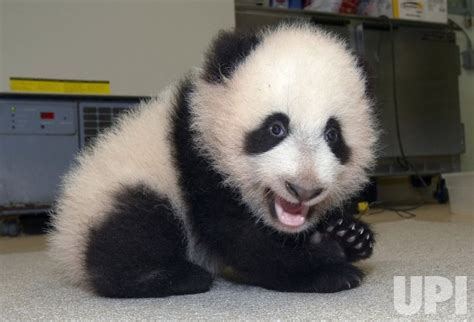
(40, 112, 55, 120)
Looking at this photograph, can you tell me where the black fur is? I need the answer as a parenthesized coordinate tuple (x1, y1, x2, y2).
(85, 184, 213, 298)
(84, 77, 373, 298)
(203, 30, 261, 84)
(170, 79, 370, 294)
(321, 214, 375, 262)
(244, 112, 290, 155)
(324, 118, 351, 164)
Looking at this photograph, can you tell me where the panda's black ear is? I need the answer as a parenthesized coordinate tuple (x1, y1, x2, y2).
(203, 29, 261, 84)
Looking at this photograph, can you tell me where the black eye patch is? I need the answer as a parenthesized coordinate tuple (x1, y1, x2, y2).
(324, 118, 351, 164)
(244, 113, 290, 155)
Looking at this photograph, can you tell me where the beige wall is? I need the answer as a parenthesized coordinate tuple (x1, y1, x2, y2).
(450, 14, 474, 171)
(0, 0, 234, 96)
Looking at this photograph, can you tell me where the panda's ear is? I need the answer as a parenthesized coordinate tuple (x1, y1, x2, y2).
(202, 29, 261, 84)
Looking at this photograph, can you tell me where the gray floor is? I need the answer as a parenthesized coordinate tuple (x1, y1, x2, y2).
(1, 219, 473, 320)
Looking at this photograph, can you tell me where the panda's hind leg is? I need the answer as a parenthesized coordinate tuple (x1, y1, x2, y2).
(85, 184, 212, 298)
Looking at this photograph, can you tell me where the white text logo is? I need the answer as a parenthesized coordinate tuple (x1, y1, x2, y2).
(393, 276, 467, 315)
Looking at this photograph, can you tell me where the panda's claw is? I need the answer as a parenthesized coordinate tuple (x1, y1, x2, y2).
(346, 235, 356, 243)
(336, 230, 347, 237)
(322, 215, 375, 262)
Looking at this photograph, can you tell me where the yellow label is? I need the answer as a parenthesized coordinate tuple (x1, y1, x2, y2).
(393, 0, 399, 18)
(9, 78, 110, 94)
(358, 201, 369, 213)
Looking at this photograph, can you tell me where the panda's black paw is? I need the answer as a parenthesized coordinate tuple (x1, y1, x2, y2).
(261, 263, 364, 293)
(324, 216, 375, 262)
(310, 263, 364, 293)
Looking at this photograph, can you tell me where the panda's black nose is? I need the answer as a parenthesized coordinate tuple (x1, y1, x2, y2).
(285, 182, 324, 202)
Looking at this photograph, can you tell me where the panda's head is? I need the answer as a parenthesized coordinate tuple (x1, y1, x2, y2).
(192, 23, 377, 234)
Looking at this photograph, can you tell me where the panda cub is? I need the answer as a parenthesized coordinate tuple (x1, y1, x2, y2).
(49, 23, 378, 298)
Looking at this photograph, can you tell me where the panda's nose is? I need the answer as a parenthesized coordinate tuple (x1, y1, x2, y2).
(285, 181, 324, 202)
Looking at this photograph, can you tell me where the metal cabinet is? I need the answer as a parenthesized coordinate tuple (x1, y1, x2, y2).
(0, 94, 141, 215)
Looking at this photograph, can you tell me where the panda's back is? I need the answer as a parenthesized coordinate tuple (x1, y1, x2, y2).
(48, 85, 185, 286)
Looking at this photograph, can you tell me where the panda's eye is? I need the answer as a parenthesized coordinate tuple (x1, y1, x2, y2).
(245, 112, 289, 155)
(269, 121, 287, 138)
(324, 127, 339, 143)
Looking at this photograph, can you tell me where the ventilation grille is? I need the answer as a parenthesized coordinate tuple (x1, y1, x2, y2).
(82, 106, 129, 147)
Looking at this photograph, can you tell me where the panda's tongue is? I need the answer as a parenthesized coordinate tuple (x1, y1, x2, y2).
(274, 196, 309, 227)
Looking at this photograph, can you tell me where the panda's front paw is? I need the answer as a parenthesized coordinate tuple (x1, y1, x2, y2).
(309, 263, 364, 293)
(324, 216, 375, 262)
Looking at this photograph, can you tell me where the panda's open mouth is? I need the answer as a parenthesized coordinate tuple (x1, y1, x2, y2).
(268, 192, 310, 228)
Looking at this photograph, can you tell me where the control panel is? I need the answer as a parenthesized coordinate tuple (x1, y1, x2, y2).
(0, 100, 76, 135)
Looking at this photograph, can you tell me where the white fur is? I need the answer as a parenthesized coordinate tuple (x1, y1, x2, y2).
(48, 89, 187, 286)
(193, 23, 377, 232)
(48, 23, 377, 286)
